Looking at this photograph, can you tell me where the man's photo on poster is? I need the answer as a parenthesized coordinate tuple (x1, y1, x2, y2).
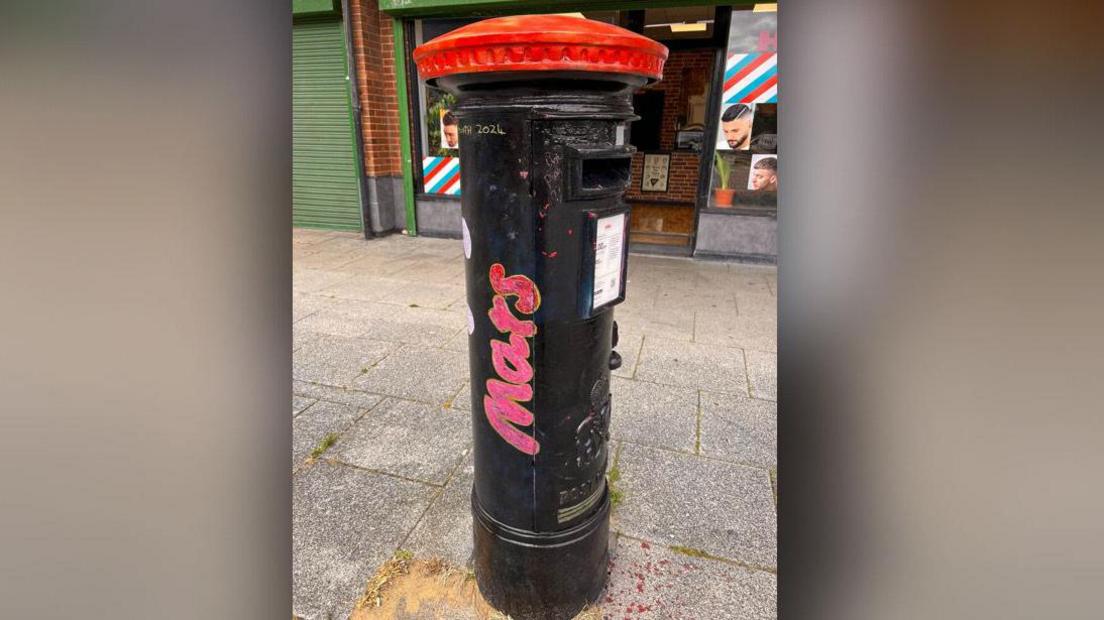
(748, 154, 778, 192)
(439, 109, 459, 149)
(717, 103, 754, 151)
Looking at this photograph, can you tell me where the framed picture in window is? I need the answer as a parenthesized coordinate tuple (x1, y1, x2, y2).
(675, 129, 704, 151)
(641, 153, 670, 192)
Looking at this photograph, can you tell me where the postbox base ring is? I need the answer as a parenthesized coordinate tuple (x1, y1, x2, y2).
(471, 487, 611, 620)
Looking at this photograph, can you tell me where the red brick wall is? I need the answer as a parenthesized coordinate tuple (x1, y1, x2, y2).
(348, 0, 401, 177)
(625, 48, 714, 204)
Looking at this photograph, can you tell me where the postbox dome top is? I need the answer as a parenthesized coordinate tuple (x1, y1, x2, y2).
(413, 15, 668, 84)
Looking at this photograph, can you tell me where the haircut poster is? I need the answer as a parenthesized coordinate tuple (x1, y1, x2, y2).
(439, 108, 459, 149)
(716, 5, 777, 151)
(748, 154, 778, 192)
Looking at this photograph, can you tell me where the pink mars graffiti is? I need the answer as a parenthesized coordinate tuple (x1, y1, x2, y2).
(484, 263, 541, 455)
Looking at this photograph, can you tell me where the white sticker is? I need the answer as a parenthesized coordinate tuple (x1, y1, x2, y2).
(466, 303, 474, 335)
(615, 124, 626, 146)
(592, 213, 627, 309)
(461, 217, 472, 259)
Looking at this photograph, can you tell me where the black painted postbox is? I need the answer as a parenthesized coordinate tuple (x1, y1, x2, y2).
(414, 15, 667, 620)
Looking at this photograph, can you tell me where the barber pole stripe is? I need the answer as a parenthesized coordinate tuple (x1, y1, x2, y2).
(422, 156, 461, 196)
(723, 52, 778, 105)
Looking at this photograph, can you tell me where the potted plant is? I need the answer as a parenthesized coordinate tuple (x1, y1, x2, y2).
(713, 151, 735, 207)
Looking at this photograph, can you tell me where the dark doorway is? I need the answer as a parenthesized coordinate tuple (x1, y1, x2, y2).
(630, 92, 665, 152)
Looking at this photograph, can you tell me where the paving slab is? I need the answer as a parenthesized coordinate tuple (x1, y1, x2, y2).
(293, 229, 336, 246)
(653, 285, 738, 314)
(364, 253, 449, 279)
(448, 381, 472, 412)
(293, 380, 388, 411)
(727, 271, 774, 297)
(334, 255, 407, 276)
(380, 281, 466, 311)
(354, 344, 468, 406)
(611, 331, 643, 379)
(330, 398, 471, 485)
(619, 283, 658, 313)
(293, 395, 317, 418)
(326, 299, 464, 348)
(294, 293, 333, 322)
(442, 294, 469, 315)
(394, 259, 467, 286)
(293, 333, 398, 387)
(694, 313, 776, 352)
(634, 336, 749, 396)
(296, 307, 375, 338)
(403, 452, 475, 568)
(735, 291, 778, 318)
(744, 350, 777, 401)
(293, 462, 437, 620)
(698, 392, 776, 467)
(318, 274, 409, 303)
(295, 249, 363, 271)
(293, 328, 316, 353)
(293, 400, 366, 467)
(696, 262, 750, 289)
(314, 235, 379, 255)
(601, 535, 776, 620)
(615, 306, 696, 342)
(613, 443, 776, 569)
(441, 323, 471, 353)
(609, 377, 698, 453)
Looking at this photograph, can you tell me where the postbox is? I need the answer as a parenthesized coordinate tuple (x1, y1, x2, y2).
(414, 16, 667, 620)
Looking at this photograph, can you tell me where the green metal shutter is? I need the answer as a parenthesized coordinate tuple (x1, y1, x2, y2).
(293, 18, 363, 232)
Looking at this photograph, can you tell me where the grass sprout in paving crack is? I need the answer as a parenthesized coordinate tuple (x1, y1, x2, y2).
(670, 545, 716, 560)
(355, 549, 413, 611)
(309, 433, 339, 459)
(608, 463, 625, 508)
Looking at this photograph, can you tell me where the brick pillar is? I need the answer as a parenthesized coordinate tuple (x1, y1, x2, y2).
(348, 0, 405, 233)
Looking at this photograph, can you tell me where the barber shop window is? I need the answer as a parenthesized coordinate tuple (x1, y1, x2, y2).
(708, 4, 778, 211)
(410, 18, 479, 197)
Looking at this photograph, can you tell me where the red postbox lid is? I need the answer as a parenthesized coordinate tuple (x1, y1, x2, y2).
(413, 15, 668, 83)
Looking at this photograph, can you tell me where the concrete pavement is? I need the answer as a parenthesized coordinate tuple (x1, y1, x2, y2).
(292, 229, 777, 619)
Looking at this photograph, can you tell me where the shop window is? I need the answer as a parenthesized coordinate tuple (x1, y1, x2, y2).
(708, 4, 778, 211)
(411, 18, 479, 197)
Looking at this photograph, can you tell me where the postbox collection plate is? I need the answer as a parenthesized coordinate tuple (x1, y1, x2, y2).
(592, 212, 627, 309)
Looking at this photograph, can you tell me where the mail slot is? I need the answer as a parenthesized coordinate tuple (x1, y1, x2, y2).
(567, 145, 635, 200)
(414, 14, 667, 620)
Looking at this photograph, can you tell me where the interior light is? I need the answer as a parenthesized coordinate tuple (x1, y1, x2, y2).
(753, 3, 778, 12)
(669, 21, 709, 33)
